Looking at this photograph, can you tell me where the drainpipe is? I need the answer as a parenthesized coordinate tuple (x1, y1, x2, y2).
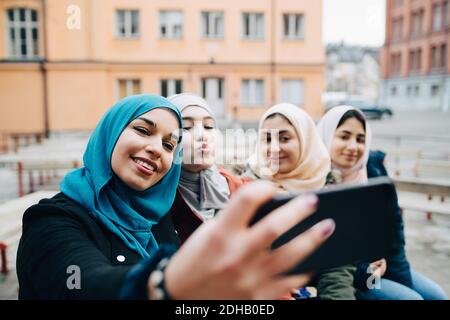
(41, 0, 49, 138)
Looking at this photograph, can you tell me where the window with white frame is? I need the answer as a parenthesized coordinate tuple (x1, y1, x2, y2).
(433, 4, 442, 32)
(117, 79, 141, 99)
(241, 79, 264, 106)
(160, 11, 183, 39)
(161, 79, 183, 97)
(6, 8, 39, 58)
(201, 11, 224, 39)
(283, 13, 304, 39)
(116, 10, 139, 38)
(280, 80, 304, 107)
(242, 12, 264, 39)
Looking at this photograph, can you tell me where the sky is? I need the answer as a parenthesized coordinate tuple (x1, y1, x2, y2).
(323, 0, 386, 47)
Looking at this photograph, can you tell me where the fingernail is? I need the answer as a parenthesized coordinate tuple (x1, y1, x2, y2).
(321, 219, 335, 237)
(305, 194, 318, 209)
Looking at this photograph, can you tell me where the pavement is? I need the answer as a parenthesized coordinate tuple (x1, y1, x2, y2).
(403, 210, 450, 297)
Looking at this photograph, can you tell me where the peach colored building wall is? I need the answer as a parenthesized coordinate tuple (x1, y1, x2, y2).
(0, 63, 44, 132)
(0, 0, 45, 135)
(1, 0, 325, 134)
(44, 0, 323, 64)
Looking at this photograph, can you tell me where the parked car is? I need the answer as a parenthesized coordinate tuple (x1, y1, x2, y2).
(339, 100, 394, 120)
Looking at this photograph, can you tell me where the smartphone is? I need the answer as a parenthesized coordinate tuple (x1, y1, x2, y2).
(249, 176, 398, 274)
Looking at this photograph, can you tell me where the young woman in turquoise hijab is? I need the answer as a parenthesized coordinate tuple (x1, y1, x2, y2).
(17, 94, 336, 300)
(60, 94, 182, 258)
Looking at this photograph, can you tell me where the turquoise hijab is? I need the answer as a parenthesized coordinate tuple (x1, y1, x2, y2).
(61, 94, 182, 258)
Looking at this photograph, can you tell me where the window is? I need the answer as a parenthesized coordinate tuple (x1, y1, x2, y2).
(242, 13, 264, 39)
(160, 79, 183, 97)
(407, 85, 412, 96)
(6, 8, 39, 58)
(392, 17, 403, 41)
(390, 86, 397, 97)
(160, 11, 183, 39)
(431, 46, 439, 69)
(441, 44, 447, 68)
(445, 1, 449, 28)
(394, 0, 403, 7)
(241, 79, 264, 106)
(417, 48, 422, 70)
(283, 13, 304, 39)
(414, 85, 420, 96)
(411, 9, 424, 38)
(391, 53, 402, 74)
(116, 10, 139, 38)
(280, 80, 304, 107)
(201, 78, 224, 100)
(117, 79, 141, 99)
(201, 12, 224, 39)
(431, 84, 440, 96)
(409, 48, 422, 72)
(433, 4, 442, 32)
(409, 50, 415, 70)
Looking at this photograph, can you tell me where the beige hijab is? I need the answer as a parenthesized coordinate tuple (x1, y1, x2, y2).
(317, 105, 372, 185)
(248, 103, 331, 192)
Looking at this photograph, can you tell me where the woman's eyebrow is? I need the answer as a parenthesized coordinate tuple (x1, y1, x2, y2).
(338, 130, 365, 137)
(136, 117, 157, 128)
(182, 116, 214, 121)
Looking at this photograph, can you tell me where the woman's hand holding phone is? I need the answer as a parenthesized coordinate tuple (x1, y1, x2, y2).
(162, 181, 335, 300)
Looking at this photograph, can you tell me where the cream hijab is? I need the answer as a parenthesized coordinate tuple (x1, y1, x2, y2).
(248, 103, 331, 192)
(317, 105, 372, 185)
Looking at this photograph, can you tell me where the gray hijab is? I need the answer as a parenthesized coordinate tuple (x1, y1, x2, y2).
(178, 165, 230, 220)
(168, 93, 230, 220)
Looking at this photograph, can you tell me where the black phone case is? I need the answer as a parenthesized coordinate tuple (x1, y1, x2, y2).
(249, 177, 398, 274)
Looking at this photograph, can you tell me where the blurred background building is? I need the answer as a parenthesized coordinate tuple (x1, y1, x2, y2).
(324, 42, 380, 108)
(379, 0, 450, 111)
(0, 0, 325, 145)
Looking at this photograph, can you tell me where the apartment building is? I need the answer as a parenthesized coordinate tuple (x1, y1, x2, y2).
(380, 0, 449, 111)
(0, 0, 325, 136)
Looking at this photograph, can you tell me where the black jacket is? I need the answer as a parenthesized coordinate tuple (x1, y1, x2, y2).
(353, 150, 413, 290)
(16, 192, 180, 299)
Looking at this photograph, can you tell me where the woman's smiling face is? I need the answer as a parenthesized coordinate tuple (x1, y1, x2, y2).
(330, 117, 366, 169)
(111, 108, 180, 191)
(260, 114, 301, 175)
